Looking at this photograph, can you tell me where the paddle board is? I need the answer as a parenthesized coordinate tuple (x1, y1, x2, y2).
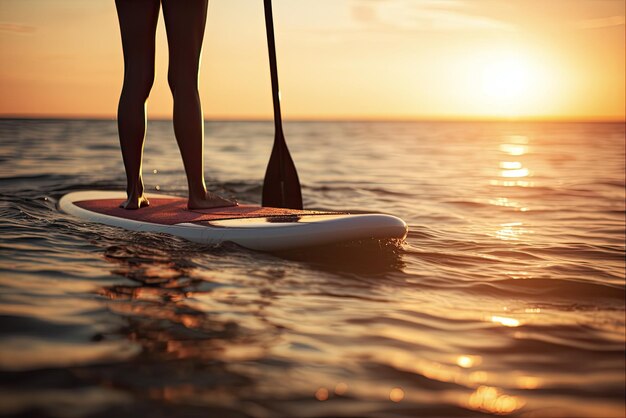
(58, 191, 407, 251)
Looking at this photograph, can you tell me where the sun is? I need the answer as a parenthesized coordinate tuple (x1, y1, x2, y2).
(481, 57, 530, 101)
(470, 51, 546, 117)
(456, 48, 554, 119)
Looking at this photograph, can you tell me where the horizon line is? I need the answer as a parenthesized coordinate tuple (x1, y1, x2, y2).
(1, 114, 624, 124)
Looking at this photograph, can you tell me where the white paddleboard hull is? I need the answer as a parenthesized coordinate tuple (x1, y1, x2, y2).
(59, 191, 407, 251)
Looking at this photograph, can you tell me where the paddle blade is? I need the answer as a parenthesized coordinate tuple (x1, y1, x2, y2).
(262, 135, 303, 209)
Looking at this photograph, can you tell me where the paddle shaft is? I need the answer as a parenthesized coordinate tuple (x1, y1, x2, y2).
(262, 0, 303, 209)
(264, 0, 283, 137)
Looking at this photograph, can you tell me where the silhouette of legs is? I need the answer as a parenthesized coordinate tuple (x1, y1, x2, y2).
(162, 0, 236, 209)
(116, 0, 235, 210)
(115, 0, 159, 209)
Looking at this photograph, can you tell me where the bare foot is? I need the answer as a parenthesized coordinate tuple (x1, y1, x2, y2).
(188, 191, 238, 210)
(120, 194, 150, 210)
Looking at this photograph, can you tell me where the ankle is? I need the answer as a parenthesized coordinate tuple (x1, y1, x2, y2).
(187, 184, 207, 200)
(127, 180, 145, 197)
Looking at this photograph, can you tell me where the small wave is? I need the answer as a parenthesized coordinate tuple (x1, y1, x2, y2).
(527, 244, 625, 263)
(463, 278, 625, 301)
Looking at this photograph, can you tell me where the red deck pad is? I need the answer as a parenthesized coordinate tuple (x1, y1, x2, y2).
(75, 198, 335, 225)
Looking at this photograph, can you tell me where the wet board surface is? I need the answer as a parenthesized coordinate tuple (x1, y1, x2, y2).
(74, 197, 336, 225)
(59, 191, 408, 251)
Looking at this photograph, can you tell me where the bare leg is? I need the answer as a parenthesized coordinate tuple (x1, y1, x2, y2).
(162, 0, 236, 209)
(115, 0, 160, 209)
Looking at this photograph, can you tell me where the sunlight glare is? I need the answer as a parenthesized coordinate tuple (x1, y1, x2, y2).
(456, 355, 482, 368)
(516, 376, 541, 390)
(490, 316, 520, 327)
(495, 222, 529, 241)
(481, 55, 532, 102)
(501, 168, 529, 178)
(499, 144, 528, 156)
(389, 387, 405, 402)
(466, 51, 548, 117)
(466, 386, 525, 414)
(499, 162, 522, 169)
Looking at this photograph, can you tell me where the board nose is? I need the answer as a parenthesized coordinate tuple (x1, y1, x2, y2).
(366, 214, 408, 240)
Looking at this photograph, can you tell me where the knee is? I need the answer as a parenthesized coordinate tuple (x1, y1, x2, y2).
(123, 68, 155, 101)
(168, 71, 198, 96)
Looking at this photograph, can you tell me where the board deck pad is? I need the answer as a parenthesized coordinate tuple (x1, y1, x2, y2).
(75, 198, 337, 226)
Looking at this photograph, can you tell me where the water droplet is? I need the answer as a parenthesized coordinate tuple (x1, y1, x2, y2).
(315, 387, 329, 401)
(334, 382, 348, 395)
(390, 387, 404, 402)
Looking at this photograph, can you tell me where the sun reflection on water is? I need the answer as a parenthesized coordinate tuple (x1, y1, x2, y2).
(469, 371, 489, 384)
(492, 135, 534, 187)
(490, 179, 535, 187)
(389, 387, 405, 402)
(500, 167, 529, 178)
(488, 197, 526, 210)
(499, 161, 522, 169)
(315, 387, 329, 401)
(488, 135, 535, 243)
(334, 382, 349, 395)
(495, 222, 529, 240)
(456, 355, 482, 368)
(466, 385, 525, 415)
(516, 376, 541, 389)
(499, 144, 528, 156)
(490, 316, 521, 327)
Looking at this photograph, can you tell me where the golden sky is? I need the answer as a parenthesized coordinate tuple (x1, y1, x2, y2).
(0, 0, 624, 121)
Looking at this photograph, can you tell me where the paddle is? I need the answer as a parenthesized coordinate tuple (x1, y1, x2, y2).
(261, 0, 303, 209)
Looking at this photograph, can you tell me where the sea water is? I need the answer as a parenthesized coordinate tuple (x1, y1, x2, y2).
(0, 119, 624, 417)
